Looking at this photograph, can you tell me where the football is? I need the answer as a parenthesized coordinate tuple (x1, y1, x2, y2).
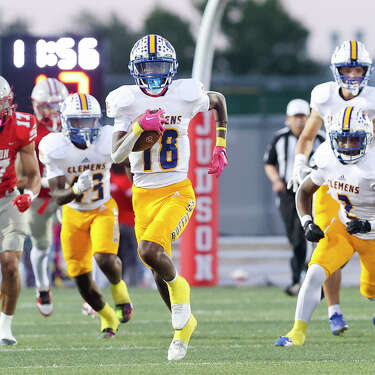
(132, 111, 162, 152)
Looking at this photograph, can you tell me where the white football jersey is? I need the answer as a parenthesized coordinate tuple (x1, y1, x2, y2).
(310, 81, 375, 132)
(106, 78, 210, 188)
(39, 125, 113, 211)
(311, 141, 375, 239)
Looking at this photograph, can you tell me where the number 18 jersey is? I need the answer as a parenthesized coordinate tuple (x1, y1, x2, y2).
(106, 78, 210, 188)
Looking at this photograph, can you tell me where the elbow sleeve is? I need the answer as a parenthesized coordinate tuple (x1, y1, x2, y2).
(111, 131, 139, 164)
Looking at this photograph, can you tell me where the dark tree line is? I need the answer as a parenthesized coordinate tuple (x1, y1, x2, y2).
(0, 1, 320, 76)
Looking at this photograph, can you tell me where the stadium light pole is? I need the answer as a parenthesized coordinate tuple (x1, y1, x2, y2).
(180, 0, 229, 286)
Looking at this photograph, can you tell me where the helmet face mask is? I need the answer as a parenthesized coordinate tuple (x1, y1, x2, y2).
(31, 78, 68, 132)
(60, 93, 102, 147)
(330, 40, 373, 96)
(129, 34, 178, 93)
(329, 106, 373, 164)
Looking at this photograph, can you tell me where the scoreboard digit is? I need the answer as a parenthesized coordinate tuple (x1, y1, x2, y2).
(0, 36, 104, 112)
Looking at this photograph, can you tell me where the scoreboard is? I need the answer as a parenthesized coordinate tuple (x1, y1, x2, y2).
(0, 36, 104, 112)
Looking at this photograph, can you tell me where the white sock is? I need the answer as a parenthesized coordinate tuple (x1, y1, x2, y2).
(328, 304, 343, 318)
(295, 264, 327, 322)
(30, 246, 50, 291)
(0, 313, 14, 339)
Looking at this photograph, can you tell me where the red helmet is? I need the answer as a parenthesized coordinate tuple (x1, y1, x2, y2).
(0, 76, 14, 128)
(31, 78, 68, 132)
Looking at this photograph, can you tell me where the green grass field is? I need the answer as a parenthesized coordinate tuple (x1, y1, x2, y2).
(1, 286, 375, 374)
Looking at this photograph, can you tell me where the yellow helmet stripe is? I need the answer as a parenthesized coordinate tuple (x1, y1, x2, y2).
(350, 40, 357, 61)
(79, 93, 88, 110)
(149, 34, 156, 54)
(343, 106, 353, 130)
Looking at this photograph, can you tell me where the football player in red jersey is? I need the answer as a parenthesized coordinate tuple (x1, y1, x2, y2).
(0, 75, 41, 345)
(26, 78, 68, 317)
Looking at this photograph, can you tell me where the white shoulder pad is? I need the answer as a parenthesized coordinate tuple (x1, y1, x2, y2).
(95, 125, 113, 155)
(175, 78, 205, 102)
(39, 133, 69, 163)
(106, 85, 136, 118)
(313, 141, 332, 169)
(311, 82, 334, 105)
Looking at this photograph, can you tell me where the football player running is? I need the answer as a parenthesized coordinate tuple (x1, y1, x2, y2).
(107, 34, 228, 360)
(25, 78, 68, 317)
(0, 76, 41, 345)
(287, 40, 375, 335)
(276, 106, 375, 347)
(39, 93, 133, 338)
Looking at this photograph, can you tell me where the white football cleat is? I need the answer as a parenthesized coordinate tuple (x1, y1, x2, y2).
(171, 304, 191, 330)
(168, 339, 188, 361)
(36, 290, 53, 317)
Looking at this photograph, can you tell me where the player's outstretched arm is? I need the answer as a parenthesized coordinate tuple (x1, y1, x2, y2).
(13, 142, 41, 212)
(295, 109, 323, 157)
(19, 142, 41, 197)
(287, 109, 323, 192)
(207, 91, 228, 178)
(296, 176, 324, 242)
(48, 170, 93, 206)
(48, 175, 75, 205)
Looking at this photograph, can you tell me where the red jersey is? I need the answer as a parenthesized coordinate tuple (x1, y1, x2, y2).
(110, 172, 134, 226)
(35, 122, 52, 198)
(0, 112, 37, 196)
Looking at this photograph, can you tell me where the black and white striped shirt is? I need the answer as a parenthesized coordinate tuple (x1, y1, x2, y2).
(264, 127, 325, 184)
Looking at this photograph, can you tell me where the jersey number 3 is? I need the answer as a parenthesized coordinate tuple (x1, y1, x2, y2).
(337, 194, 357, 220)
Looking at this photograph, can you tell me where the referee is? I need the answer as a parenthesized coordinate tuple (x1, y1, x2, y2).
(264, 99, 325, 296)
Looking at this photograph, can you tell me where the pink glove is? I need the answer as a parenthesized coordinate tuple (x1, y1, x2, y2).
(139, 109, 167, 135)
(208, 146, 228, 178)
(13, 193, 32, 212)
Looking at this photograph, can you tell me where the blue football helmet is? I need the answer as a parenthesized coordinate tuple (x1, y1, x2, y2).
(329, 106, 373, 164)
(61, 93, 101, 147)
(128, 34, 178, 93)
